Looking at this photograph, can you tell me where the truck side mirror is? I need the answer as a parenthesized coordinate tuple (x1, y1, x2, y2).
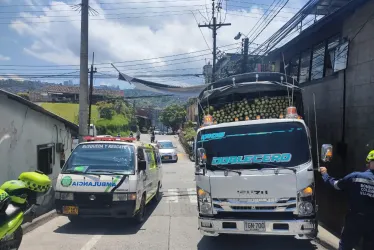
(197, 148, 207, 166)
(138, 160, 147, 171)
(321, 144, 333, 162)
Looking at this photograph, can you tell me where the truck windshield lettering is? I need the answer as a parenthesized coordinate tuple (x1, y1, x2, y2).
(196, 122, 310, 169)
(212, 153, 292, 165)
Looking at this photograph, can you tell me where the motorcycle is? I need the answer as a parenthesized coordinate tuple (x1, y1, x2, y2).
(0, 170, 51, 250)
(188, 141, 195, 162)
(150, 135, 155, 143)
(136, 134, 140, 141)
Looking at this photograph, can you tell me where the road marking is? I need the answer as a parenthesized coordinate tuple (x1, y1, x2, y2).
(187, 188, 197, 204)
(80, 234, 102, 250)
(164, 188, 179, 203)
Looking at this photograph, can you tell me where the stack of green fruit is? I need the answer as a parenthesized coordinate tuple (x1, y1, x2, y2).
(201, 96, 295, 124)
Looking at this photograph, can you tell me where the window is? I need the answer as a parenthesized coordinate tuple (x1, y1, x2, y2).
(289, 55, 300, 81)
(325, 36, 340, 76)
(62, 143, 135, 174)
(37, 144, 55, 175)
(196, 122, 310, 169)
(311, 42, 325, 80)
(334, 41, 348, 72)
(145, 149, 156, 169)
(138, 147, 145, 161)
(299, 50, 311, 83)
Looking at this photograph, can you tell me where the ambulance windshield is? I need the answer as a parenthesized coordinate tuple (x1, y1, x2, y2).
(62, 143, 135, 174)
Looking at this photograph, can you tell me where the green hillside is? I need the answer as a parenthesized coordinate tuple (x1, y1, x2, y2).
(41, 103, 99, 124)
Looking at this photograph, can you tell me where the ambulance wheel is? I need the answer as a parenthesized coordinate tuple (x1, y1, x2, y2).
(154, 183, 161, 202)
(134, 195, 146, 224)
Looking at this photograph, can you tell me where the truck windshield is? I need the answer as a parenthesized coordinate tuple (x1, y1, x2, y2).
(62, 143, 135, 174)
(196, 122, 310, 169)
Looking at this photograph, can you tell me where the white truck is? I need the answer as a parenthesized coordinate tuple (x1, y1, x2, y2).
(194, 72, 320, 239)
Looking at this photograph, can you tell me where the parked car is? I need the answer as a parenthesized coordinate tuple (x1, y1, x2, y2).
(157, 140, 178, 163)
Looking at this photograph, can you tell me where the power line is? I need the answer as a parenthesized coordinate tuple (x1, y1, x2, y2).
(0, 4, 207, 14)
(0, 10, 298, 24)
(0, 8, 209, 20)
(0, 0, 302, 10)
(0, 43, 242, 68)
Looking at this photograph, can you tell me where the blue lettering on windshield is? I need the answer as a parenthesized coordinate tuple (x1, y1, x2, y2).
(212, 153, 292, 165)
(201, 132, 226, 141)
(72, 181, 116, 187)
(199, 127, 305, 143)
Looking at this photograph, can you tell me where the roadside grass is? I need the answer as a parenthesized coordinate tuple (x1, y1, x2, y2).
(40, 103, 99, 124)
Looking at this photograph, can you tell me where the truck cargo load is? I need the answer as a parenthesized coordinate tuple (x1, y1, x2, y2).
(197, 72, 303, 126)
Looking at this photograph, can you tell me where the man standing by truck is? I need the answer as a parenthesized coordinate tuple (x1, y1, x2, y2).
(320, 151, 374, 250)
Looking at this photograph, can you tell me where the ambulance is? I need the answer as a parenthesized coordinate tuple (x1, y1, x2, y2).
(55, 137, 163, 224)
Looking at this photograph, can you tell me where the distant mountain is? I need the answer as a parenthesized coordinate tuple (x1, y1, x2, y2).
(0, 79, 189, 109)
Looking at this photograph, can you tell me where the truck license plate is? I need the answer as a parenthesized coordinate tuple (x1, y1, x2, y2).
(62, 206, 79, 215)
(244, 221, 266, 232)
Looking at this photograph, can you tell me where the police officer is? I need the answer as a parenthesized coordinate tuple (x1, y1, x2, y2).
(320, 150, 374, 250)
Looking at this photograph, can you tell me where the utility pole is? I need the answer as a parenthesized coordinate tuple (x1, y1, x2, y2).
(242, 37, 249, 73)
(78, 0, 89, 142)
(198, 0, 231, 83)
(88, 52, 97, 133)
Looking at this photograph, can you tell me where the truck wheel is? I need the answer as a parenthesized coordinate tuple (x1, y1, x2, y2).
(68, 216, 83, 224)
(134, 195, 146, 224)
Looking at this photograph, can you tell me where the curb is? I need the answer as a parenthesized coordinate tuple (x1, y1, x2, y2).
(315, 225, 339, 250)
(22, 210, 58, 235)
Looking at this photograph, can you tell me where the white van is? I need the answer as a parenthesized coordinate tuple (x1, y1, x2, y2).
(55, 140, 163, 224)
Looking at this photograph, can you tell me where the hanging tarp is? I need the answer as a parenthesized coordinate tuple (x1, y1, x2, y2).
(113, 64, 207, 97)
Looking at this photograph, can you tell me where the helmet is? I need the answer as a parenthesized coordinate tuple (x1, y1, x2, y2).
(0, 189, 10, 213)
(366, 150, 374, 163)
(0, 180, 28, 205)
(18, 170, 51, 193)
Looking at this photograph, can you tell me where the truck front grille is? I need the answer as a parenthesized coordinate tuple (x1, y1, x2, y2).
(213, 197, 297, 213)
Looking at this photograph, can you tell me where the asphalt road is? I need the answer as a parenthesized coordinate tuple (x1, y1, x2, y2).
(20, 135, 328, 250)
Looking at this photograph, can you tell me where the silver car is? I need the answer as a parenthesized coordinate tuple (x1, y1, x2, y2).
(157, 140, 178, 163)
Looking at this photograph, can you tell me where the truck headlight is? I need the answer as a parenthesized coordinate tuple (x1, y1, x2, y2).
(299, 202, 314, 215)
(299, 186, 313, 198)
(197, 187, 212, 215)
(58, 192, 74, 200)
(297, 185, 315, 216)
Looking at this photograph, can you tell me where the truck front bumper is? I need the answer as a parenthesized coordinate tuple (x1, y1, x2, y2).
(198, 217, 317, 238)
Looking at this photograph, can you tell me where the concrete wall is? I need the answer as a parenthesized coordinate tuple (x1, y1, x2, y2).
(300, 0, 374, 234)
(0, 93, 75, 214)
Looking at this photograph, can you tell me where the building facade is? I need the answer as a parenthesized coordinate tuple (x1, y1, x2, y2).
(0, 89, 78, 215)
(267, 0, 374, 233)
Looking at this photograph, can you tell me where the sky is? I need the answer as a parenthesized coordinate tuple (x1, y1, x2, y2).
(0, 0, 310, 89)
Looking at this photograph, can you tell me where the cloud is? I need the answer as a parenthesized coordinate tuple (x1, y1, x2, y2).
(0, 54, 10, 61)
(9, 0, 306, 85)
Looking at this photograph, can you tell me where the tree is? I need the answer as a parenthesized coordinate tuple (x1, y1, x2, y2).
(159, 104, 186, 132)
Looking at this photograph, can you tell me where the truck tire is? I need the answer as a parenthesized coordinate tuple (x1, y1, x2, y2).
(134, 195, 146, 224)
(68, 216, 84, 224)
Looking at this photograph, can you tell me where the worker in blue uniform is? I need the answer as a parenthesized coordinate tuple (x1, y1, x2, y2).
(320, 150, 374, 250)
